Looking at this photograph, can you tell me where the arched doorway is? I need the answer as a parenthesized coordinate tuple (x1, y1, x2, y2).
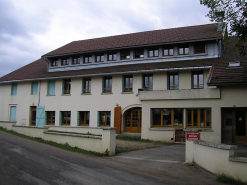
(124, 108, 142, 133)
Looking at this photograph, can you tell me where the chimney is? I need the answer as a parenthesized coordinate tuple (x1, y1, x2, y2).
(215, 11, 224, 31)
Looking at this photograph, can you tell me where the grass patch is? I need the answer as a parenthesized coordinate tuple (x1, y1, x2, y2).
(0, 127, 107, 156)
(216, 174, 247, 185)
(116, 135, 171, 145)
(48, 130, 101, 137)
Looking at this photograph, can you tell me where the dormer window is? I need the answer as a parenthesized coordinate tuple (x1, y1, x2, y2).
(96, 54, 104, 62)
(121, 50, 130, 60)
(51, 60, 58, 67)
(178, 45, 189, 55)
(134, 49, 144, 59)
(229, 61, 240, 67)
(194, 42, 206, 54)
(164, 47, 174, 56)
(84, 55, 92, 64)
(108, 53, 117, 61)
(72, 57, 80, 65)
(61, 58, 69, 65)
(148, 48, 159, 58)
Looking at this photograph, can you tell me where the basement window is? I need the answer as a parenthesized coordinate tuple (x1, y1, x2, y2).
(229, 61, 240, 67)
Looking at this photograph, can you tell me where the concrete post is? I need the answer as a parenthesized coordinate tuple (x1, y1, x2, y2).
(102, 127, 117, 156)
(185, 140, 194, 163)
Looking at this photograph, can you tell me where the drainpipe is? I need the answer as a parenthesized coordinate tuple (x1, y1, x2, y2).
(38, 80, 41, 106)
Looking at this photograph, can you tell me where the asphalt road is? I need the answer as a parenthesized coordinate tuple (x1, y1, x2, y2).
(0, 131, 220, 185)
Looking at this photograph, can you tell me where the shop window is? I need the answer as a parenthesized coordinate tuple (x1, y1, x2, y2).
(192, 71, 204, 89)
(148, 48, 159, 57)
(151, 108, 183, 128)
(123, 75, 133, 92)
(168, 72, 179, 90)
(143, 74, 153, 90)
(186, 108, 211, 128)
(134, 49, 144, 59)
(82, 78, 91, 93)
(46, 111, 55, 125)
(98, 111, 111, 126)
(63, 79, 71, 94)
(61, 111, 71, 126)
(78, 111, 90, 126)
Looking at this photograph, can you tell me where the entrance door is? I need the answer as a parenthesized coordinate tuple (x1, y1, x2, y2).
(234, 109, 247, 143)
(125, 108, 141, 133)
(30, 107, 36, 126)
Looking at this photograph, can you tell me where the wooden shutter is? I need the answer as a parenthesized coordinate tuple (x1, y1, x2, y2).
(114, 106, 121, 134)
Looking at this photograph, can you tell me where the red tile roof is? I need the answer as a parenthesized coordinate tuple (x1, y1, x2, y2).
(43, 23, 222, 57)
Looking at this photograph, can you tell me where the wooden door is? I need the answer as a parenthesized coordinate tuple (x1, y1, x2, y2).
(125, 108, 141, 133)
(233, 109, 247, 143)
(30, 107, 37, 126)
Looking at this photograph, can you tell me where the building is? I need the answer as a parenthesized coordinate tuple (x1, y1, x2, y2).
(0, 23, 246, 144)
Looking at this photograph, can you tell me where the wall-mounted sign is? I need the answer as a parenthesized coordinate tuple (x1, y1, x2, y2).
(186, 132, 200, 141)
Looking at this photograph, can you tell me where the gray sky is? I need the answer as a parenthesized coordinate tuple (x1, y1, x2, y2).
(0, 0, 212, 77)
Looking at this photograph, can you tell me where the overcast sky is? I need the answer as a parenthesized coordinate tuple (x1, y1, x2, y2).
(0, 0, 213, 77)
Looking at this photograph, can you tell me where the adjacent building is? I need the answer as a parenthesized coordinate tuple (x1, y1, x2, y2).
(0, 23, 246, 144)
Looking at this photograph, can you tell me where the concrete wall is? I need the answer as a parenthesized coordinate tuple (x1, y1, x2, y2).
(186, 140, 247, 182)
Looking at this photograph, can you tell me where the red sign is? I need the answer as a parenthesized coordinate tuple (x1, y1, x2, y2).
(186, 132, 200, 141)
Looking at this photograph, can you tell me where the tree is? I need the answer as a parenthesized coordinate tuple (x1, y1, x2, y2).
(200, 0, 247, 56)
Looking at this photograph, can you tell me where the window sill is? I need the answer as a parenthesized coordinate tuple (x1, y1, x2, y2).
(78, 125, 89, 127)
(149, 128, 174, 131)
(99, 125, 111, 127)
(61, 94, 71, 96)
(61, 124, 70, 126)
(81, 93, 92, 95)
(46, 95, 55, 96)
(121, 92, 134, 94)
(101, 92, 113, 95)
(183, 129, 213, 132)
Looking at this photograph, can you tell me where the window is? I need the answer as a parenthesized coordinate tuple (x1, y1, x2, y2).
(31, 81, 38, 95)
(48, 80, 55, 95)
(46, 111, 55, 125)
(152, 108, 183, 127)
(186, 108, 211, 128)
(84, 55, 92, 63)
(51, 60, 58, 67)
(103, 76, 112, 93)
(63, 79, 71, 94)
(229, 61, 240, 67)
(61, 58, 69, 65)
(148, 49, 159, 57)
(98, 111, 111, 126)
(164, 47, 174, 56)
(78, 111, 90, 126)
(10, 106, 17, 121)
(168, 72, 179, 90)
(61, 111, 71, 125)
(194, 43, 205, 54)
(11, 82, 17, 95)
(178, 45, 189, 55)
(192, 71, 204, 89)
(121, 51, 130, 60)
(123, 75, 133, 92)
(96, 54, 104, 62)
(143, 74, 153, 90)
(134, 49, 144, 59)
(108, 53, 117, 61)
(83, 78, 91, 93)
(72, 57, 80, 65)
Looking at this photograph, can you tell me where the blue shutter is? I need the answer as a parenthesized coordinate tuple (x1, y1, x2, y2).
(12, 83, 17, 95)
(122, 76, 125, 92)
(36, 106, 45, 127)
(82, 78, 84, 94)
(48, 80, 55, 95)
(32, 81, 38, 95)
(59, 112, 62, 125)
(10, 106, 17, 121)
(45, 111, 47, 125)
(97, 111, 100, 127)
(109, 111, 111, 126)
(77, 111, 80, 126)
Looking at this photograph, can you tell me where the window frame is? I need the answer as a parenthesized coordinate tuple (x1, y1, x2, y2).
(194, 42, 206, 54)
(99, 111, 111, 126)
(178, 45, 189, 55)
(143, 74, 153, 91)
(108, 53, 117, 61)
(84, 55, 92, 64)
(72, 57, 81, 65)
(11, 82, 18, 96)
(103, 76, 112, 93)
(123, 75, 133, 92)
(120, 50, 130, 60)
(192, 71, 204, 89)
(61, 111, 71, 126)
(83, 78, 91, 93)
(61, 58, 69, 66)
(151, 108, 184, 128)
(163, 47, 174, 56)
(96, 54, 104, 62)
(78, 111, 90, 126)
(51, 60, 59, 67)
(63, 79, 71, 95)
(134, 49, 144, 59)
(168, 72, 179, 90)
(46, 111, 55, 125)
(31, 81, 39, 95)
(148, 48, 159, 58)
(186, 108, 211, 128)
